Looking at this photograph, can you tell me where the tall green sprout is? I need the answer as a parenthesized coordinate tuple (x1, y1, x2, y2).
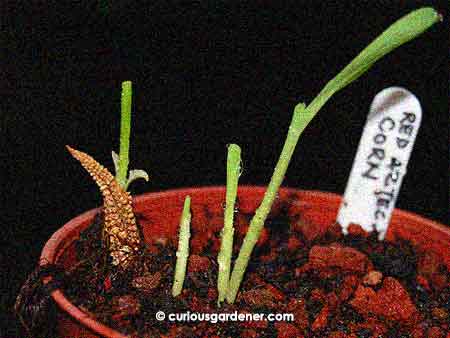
(117, 81, 132, 188)
(226, 7, 441, 303)
(112, 81, 149, 190)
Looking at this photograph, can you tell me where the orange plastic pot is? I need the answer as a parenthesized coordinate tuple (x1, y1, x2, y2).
(40, 186, 450, 338)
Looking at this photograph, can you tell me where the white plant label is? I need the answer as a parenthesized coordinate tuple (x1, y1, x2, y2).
(337, 87, 422, 240)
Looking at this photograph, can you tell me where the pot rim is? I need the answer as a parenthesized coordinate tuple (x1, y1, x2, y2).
(40, 185, 450, 338)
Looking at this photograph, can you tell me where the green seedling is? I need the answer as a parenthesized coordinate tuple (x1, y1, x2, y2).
(112, 81, 149, 190)
(172, 196, 192, 297)
(225, 7, 441, 303)
(217, 144, 242, 305)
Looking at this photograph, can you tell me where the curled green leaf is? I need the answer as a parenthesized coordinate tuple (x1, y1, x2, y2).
(112, 150, 149, 190)
(112, 150, 120, 175)
(126, 169, 150, 190)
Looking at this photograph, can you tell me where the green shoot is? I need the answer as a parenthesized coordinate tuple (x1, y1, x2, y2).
(226, 7, 441, 303)
(172, 196, 192, 297)
(117, 81, 132, 188)
(217, 144, 241, 305)
(113, 80, 149, 190)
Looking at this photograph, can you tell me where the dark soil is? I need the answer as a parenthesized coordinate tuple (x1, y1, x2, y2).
(19, 210, 450, 337)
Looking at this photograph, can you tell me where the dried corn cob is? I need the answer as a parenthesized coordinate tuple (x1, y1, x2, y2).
(66, 146, 141, 269)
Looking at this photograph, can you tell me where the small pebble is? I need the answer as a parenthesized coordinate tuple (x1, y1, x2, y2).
(363, 270, 383, 286)
(431, 307, 448, 322)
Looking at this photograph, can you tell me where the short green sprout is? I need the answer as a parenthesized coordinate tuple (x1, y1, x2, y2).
(172, 196, 192, 297)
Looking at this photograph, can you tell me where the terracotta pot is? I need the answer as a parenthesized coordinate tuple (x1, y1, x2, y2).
(40, 186, 450, 338)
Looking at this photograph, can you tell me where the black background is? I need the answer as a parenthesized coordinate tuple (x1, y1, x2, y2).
(2, 1, 448, 336)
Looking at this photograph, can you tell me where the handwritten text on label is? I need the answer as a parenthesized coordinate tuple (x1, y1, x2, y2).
(337, 87, 422, 240)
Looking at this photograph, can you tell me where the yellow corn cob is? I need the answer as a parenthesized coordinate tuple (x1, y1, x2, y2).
(66, 146, 141, 269)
